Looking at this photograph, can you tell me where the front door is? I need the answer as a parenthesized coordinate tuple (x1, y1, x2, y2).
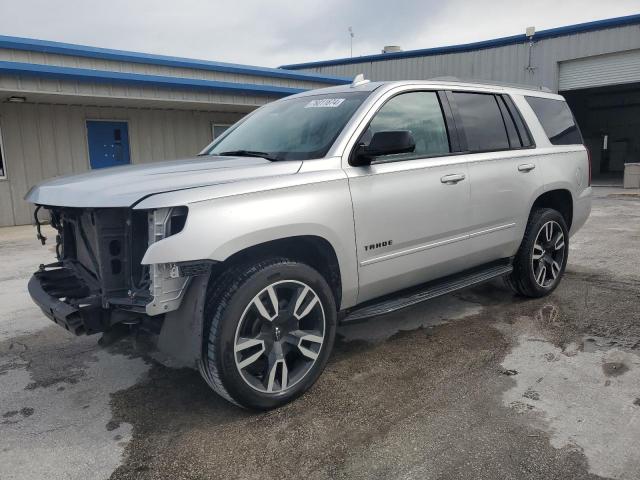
(86, 121, 131, 169)
(345, 90, 472, 303)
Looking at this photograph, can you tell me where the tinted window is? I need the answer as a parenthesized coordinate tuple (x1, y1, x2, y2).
(503, 95, 533, 147)
(212, 124, 230, 139)
(497, 96, 521, 148)
(525, 96, 583, 145)
(363, 91, 450, 160)
(453, 92, 510, 152)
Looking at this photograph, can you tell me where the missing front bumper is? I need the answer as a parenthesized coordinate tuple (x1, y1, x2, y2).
(28, 268, 107, 335)
(27, 266, 149, 336)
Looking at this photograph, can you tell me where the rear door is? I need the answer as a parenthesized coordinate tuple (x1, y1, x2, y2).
(447, 91, 541, 261)
(345, 89, 473, 303)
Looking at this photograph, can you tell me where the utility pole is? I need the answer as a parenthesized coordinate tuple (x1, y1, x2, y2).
(348, 26, 354, 58)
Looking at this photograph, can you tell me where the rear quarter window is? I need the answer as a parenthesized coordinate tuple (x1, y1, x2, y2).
(525, 96, 583, 145)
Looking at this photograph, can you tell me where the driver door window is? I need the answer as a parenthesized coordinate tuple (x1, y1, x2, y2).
(362, 91, 450, 162)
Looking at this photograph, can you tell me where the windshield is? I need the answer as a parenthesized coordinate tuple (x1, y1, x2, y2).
(203, 91, 370, 161)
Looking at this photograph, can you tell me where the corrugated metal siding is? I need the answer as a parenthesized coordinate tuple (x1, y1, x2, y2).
(0, 48, 334, 93)
(0, 103, 244, 226)
(296, 24, 640, 92)
(0, 73, 281, 109)
(559, 48, 640, 90)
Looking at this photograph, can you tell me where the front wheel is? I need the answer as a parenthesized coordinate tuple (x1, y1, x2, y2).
(199, 258, 337, 410)
(507, 208, 569, 298)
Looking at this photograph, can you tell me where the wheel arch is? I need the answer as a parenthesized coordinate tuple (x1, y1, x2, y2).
(209, 235, 344, 310)
(154, 235, 346, 371)
(530, 189, 573, 229)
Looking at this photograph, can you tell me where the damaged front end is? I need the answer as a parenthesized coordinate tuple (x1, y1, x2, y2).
(28, 205, 206, 338)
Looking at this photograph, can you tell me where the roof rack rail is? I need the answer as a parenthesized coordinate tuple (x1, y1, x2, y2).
(428, 76, 553, 93)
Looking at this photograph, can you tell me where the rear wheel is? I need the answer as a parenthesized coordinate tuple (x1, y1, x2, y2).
(507, 208, 569, 297)
(199, 258, 337, 410)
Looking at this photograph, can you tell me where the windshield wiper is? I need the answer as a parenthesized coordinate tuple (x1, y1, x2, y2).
(218, 150, 280, 161)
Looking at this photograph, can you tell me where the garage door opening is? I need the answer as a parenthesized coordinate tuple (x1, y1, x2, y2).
(562, 82, 640, 186)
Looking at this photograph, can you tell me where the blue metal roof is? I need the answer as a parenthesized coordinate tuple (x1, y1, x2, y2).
(0, 34, 350, 85)
(281, 13, 640, 70)
(0, 60, 306, 97)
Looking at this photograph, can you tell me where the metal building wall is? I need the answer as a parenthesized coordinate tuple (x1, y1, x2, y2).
(293, 24, 640, 92)
(0, 45, 331, 88)
(0, 47, 335, 102)
(0, 103, 242, 227)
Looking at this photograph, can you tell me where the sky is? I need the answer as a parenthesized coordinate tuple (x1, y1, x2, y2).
(0, 0, 638, 68)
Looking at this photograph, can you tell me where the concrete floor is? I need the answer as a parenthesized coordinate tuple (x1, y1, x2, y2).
(1, 188, 639, 480)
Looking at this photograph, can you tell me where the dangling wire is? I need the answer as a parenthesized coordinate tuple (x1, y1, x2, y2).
(34, 206, 47, 245)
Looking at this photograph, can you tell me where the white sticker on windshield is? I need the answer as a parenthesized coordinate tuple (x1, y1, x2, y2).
(305, 98, 346, 108)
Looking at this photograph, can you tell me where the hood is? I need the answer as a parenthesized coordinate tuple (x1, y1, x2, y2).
(25, 156, 302, 208)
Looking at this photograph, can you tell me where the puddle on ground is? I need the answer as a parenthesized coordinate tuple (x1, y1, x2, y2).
(499, 304, 640, 480)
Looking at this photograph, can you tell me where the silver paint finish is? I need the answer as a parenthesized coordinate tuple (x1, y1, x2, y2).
(346, 156, 472, 302)
(25, 80, 591, 312)
(139, 172, 360, 309)
(25, 156, 302, 208)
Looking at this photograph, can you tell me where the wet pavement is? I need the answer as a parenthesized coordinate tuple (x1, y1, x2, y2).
(1, 188, 639, 480)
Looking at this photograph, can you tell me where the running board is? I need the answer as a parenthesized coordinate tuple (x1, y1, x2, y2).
(342, 262, 513, 324)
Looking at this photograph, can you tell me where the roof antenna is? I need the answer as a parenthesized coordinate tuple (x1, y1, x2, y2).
(348, 26, 354, 57)
(351, 73, 370, 88)
(525, 26, 536, 73)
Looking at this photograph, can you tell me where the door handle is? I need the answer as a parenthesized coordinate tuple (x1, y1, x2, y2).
(518, 163, 536, 172)
(440, 173, 466, 184)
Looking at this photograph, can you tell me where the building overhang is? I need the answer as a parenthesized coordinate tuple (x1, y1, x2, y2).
(0, 60, 306, 98)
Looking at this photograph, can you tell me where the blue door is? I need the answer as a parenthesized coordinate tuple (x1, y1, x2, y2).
(86, 121, 131, 169)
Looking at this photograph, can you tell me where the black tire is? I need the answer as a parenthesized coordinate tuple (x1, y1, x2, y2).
(506, 208, 569, 298)
(199, 257, 337, 410)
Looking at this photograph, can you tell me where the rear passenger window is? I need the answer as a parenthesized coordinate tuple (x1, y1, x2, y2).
(364, 91, 450, 161)
(525, 96, 583, 145)
(452, 92, 510, 152)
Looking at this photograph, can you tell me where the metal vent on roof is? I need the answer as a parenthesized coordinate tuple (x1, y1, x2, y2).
(382, 45, 403, 54)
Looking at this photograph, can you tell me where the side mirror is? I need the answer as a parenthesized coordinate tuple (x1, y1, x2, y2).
(352, 130, 416, 166)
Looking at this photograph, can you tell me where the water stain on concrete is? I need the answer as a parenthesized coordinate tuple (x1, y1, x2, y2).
(500, 280, 640, 480)
(107, 280, 607, 480)
(0, 326, 149, 480)
(602, 361, 630, 377)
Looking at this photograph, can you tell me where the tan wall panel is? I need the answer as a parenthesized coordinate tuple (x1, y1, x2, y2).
(0, 47, 338, 91)
(0, 103, 246, 226)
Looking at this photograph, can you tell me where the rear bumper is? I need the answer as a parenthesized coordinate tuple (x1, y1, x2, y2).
(28, 269, 106, 335)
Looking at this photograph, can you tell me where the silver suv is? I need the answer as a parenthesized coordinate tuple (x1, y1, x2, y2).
(26, 77, 592, 409)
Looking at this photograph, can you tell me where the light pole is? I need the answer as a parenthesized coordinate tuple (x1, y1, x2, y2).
(348, 26, 354, 58)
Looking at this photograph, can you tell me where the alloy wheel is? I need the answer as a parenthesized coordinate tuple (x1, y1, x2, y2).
(531, 220, 565, 288)
(233, 280, 326, 394)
